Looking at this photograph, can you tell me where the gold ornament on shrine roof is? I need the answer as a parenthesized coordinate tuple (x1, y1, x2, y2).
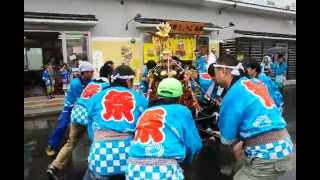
(152, 22, 172, 59)
(155, 22, 171, 38)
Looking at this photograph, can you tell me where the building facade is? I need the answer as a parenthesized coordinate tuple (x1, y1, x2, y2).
(24, 0, 296, 96)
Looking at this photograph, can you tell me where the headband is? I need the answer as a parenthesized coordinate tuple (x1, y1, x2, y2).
(111, 73, 135, 82)
(213, 63, 244, 76)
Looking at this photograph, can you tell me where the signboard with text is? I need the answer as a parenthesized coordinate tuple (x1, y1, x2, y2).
(168, 21, 205, 35)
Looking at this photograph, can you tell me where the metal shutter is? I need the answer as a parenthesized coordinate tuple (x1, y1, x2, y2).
(250, 40, 263, 63)
(236, 38, 250, 60)
(287, 42, 296, 80)
(262, 40, 274, 56)
(220, 39, 236, 55)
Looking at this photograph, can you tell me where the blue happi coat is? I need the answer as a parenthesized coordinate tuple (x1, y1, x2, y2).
(219, 77, 293, 159)
(85, 86, 148, 176)
(271, 61, 288, 87)
(42, 68, 54, 85)
(271, 61, 288, 76)
(198, 72, 215, 102)
(71, 79, 110, 141)
(64, 77, 90, 108)
(129, 104, 202, 164)
(47, 77, 91, 150)
(257, 73, 284, 109)
(197, 56, 207, 73)
(60, 69, 70, 84)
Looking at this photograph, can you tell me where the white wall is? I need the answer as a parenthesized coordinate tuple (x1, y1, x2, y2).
(24, 0, 296, 39)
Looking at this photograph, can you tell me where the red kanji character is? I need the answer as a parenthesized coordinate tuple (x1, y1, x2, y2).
(201, 73, 211, 80)
(134, 108, 166, 144)
(81, 84, 101, 99)
(242, 80, 275, 108)
(102, 90, 135, 122)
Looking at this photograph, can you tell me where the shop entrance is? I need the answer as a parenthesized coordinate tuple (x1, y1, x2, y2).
(24, 31, 63, 97)
(24, 31, 90, 97)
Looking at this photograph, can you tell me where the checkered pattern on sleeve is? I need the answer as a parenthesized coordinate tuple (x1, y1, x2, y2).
(88, 138, 131, 176)
(64, 100, 72, 108)
(126, 163, 184, 180)
(245, 136, 294, 160)
(71, 104, 88, 125)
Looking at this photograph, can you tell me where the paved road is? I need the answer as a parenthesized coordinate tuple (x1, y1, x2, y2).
(24, 86, 296, 180)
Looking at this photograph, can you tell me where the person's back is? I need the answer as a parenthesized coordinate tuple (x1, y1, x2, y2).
(46, 61, 94, 157)
(46, 64, 111, 179)
(71, 78, 110, 140)
(213, 55, 293, 180)
(258, 72, 284, 110)
(246, 61, 284, 111)
(82, 65, 148, 178)
(126, 78, 202, 180)
(88, 86, 148, 133)
(130, 104, 202, 162)
(63, 77, 88, 107)
(85, 86, 148, 177)
(220, 77, 289, 142)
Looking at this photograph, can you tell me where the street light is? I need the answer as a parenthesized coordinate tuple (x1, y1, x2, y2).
(125, 13, 142, 31)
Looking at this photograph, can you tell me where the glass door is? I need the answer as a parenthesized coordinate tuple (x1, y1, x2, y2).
(59, 32, 90, 68)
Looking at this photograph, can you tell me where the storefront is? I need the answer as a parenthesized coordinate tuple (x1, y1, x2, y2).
(90, 18, 222, 86)
(220, 30, 296, 79)
(134, 18, 222, 63)
(24, 12, 98, 97)
(24, 0, 296, 96)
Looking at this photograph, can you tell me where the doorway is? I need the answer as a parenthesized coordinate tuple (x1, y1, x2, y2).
(24, 31, 64, 97)
(24, 31, 90, 97)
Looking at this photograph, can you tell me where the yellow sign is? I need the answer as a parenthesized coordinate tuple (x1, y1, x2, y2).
(91, 38, 143, 83)
(143, 43, 159, 63)
(169, 37, 196, 60)
(144, 36, 196, 63)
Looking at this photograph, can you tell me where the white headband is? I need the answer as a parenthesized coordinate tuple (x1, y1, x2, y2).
(213, 63, 244, 76)
(111, 73, 135, 82)
(95, 77, 109, 82)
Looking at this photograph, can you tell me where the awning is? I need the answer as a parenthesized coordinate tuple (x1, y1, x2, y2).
(134, 17, 222, 34)
(234, 30, 296, 41)
(24, 12, 99, 26)
(135, 17, 222, 29)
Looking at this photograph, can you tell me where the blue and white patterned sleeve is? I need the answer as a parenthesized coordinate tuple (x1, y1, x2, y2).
(71, 104, 88, 126)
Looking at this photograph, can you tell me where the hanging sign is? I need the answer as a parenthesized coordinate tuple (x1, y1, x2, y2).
(167, 21, 205, 35)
